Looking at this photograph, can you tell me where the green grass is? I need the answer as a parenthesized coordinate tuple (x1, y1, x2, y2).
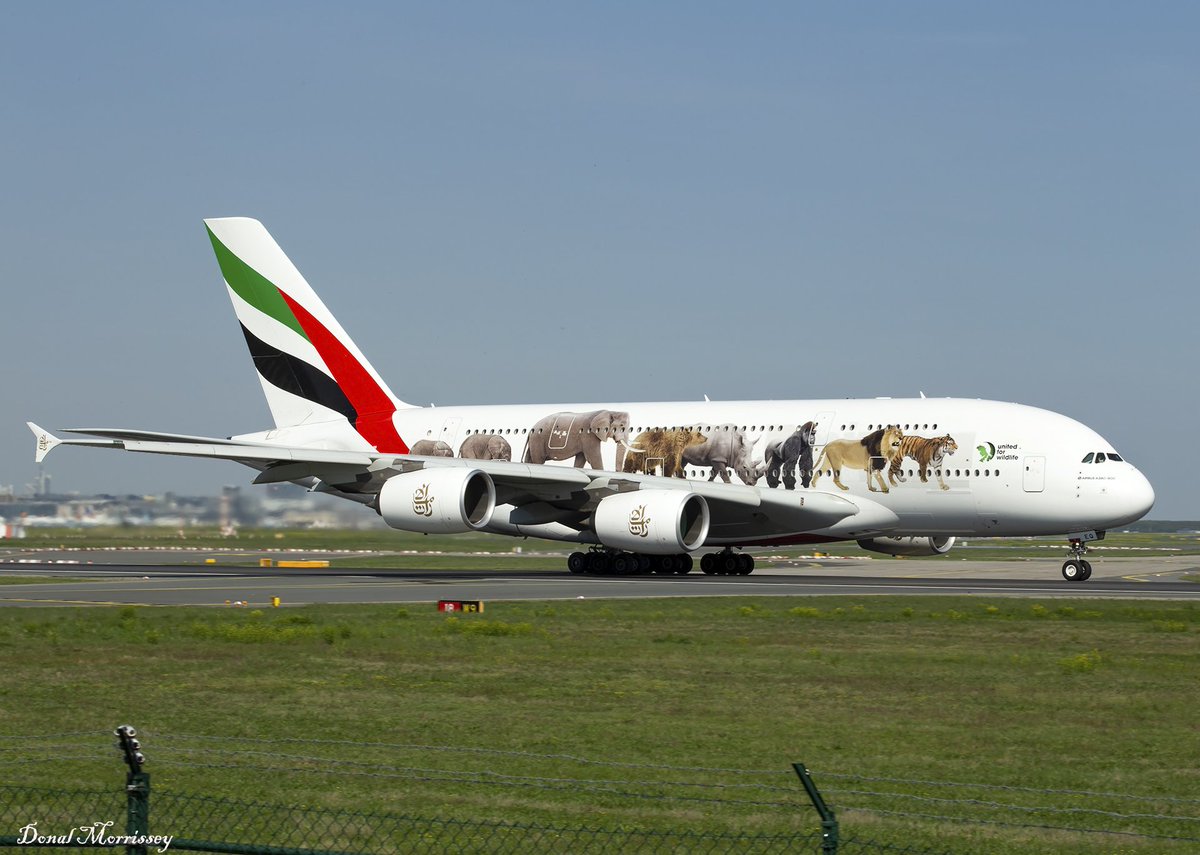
(8, 526, 1200, 572)
(0, 597, 1197, 852)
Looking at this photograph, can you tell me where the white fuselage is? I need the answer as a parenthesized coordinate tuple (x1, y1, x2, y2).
(371, 396, 1154, 545)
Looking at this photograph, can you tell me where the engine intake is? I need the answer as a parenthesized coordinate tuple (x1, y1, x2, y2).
(378, 468, 496, 534)
(857, 536, 956, 557)
(593, 490, 710, 555)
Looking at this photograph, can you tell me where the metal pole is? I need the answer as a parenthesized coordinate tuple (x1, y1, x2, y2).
(793, 762, 838, 854)
(116, 726, 149, 855)
(125, 770, 150, 855)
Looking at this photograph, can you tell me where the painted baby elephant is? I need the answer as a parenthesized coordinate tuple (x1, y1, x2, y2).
(459, 433, 513, 461)
(681, 425, 761, 485)
(409, 439, 454, 457)
(523, 409, 639, 470)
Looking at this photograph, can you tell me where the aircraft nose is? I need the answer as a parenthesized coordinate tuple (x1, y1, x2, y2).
(1124, 467, 1155, 521)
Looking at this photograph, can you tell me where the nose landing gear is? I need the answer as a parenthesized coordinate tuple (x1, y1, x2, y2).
(1061, 537, 1093, 582)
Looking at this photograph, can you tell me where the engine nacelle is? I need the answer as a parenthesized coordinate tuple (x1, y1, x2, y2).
(378, 468, 495, 534)
(593, 490, 710, 555)
(857, 536, 956, 557)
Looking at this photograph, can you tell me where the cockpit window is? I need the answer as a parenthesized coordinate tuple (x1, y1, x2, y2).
(1095, 452, 1107, 463)
(1108, 452, 1123, 462)
(1081, 453, 1094, 463)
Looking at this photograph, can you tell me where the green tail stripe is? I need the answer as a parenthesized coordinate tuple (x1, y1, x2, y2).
(206, 225, 309, 341)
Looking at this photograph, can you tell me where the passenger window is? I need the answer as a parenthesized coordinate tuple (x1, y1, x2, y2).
(1081, 453, 1094, 463)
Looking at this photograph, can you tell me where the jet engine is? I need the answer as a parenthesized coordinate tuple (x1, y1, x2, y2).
(593, 490, 710, 554)
(857, 536, 956, 557)
(377, 468, 496, 534)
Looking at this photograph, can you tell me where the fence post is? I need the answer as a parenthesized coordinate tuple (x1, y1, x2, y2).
(116, 725, 149, 855)
(793, 762, 838, 854)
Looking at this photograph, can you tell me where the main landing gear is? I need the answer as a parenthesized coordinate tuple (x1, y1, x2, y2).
(1061, 538, 1093, 582)
(700, 548, 755, 576)
(567, 548, 693, 576)
(565, 548, 756, 576)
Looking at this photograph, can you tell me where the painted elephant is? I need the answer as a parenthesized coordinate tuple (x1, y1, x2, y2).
(523, 409, 639, 470)
(681, 425, 762, 485)
(764, 421, 817, 490)
(409, 439, 454, 458)
(620, 428, 706, 479)
(459, 433, 513, 461)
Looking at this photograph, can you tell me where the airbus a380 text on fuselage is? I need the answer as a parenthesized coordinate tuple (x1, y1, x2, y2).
(29, 218, 1154, 581)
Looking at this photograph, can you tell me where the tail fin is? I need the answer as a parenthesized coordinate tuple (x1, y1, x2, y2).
(204, 217, 412, 453)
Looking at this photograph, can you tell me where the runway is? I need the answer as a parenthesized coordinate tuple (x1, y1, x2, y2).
(1, 554, 1198, 607)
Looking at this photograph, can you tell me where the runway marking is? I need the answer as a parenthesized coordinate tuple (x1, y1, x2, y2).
(0, 597, 153, 607)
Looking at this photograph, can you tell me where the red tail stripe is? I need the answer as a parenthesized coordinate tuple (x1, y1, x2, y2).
(278, 291, 409, 454)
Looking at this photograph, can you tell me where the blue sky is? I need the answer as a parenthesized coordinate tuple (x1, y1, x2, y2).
(2, 3, 1197, 518)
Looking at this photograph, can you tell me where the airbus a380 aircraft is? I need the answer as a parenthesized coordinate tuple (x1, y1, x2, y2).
(29, 218, 1154, 581)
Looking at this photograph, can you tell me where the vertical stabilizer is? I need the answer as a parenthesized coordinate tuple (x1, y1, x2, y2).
(204, 217, 412, 453)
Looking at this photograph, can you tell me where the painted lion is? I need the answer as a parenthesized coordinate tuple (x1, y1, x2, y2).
(811, 426, 905, 493)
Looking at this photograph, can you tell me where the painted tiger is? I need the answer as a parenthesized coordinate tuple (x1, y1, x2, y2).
(887, 435, 958, 491)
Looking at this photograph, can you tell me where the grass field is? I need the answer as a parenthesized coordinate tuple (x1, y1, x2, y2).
(7, 525, 1200, 568)
(1, 596, 1197, 852)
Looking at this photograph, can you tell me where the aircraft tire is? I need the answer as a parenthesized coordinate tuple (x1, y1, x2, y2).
(589, 552, 612, 575)
(637, 554, 652, 574)
(700, 553, 716, 574)
(1079, 560, 1093, 581)
(720, 553, 739, 575)
(676, 554, 693, 575)
(612, 553, 631, 574)
(736, 553, 754, 575)
(567, 552, 587, 574)
(1061, 560, 1083, 581)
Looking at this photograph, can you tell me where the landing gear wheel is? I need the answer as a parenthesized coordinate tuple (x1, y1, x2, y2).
(720, 553, 739, 575)
(1062, 560, 1083, 581)
(588, 552, 612, 575)
(676, 554, 693, 575)
(736, 553, 754, 575)
(611, 553, 631, 575)
(655, 555, 677, 575)
(567, 552, 587, 575)
(700, 554, 716, 575)
(1062, 537, 1093, 583)
(637, 554, 652, 574)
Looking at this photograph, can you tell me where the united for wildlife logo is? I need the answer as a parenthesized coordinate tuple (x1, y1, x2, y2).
(412, 484, 434, 517)
(628, 505, 651, 537)
(977, 442, 996, 462)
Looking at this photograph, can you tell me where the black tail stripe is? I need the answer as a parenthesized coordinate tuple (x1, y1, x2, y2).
(239, 324, 357, 423)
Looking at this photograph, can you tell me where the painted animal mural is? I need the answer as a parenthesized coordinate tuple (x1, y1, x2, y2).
(888, 434, 958, 491)
(811, 426, 905, 493)
(409, 439, 454, 457)
(681, 425, 762, 485)
(459, 433, 513, 461)
(621, 428, 705, 478)
(763, 421, 817, 490)
(523, 409, 639, 470)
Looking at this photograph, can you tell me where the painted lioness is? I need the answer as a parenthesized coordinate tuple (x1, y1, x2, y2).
(887, 434, 959, 491)
(811, 426, 905, 493)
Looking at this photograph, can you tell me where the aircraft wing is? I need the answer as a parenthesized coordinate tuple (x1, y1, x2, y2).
(28, 424, 892, 540)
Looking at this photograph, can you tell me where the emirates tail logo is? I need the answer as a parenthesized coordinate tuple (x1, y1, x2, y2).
(628, 505, 651, 537)
(37, 434, 49, 454)
(412, 484, 434, 517)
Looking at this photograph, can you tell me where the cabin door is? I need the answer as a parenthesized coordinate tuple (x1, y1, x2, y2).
(1022, 456, 1045, 492)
